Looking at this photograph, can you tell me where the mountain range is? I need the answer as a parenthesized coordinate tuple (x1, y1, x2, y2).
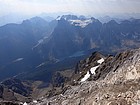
(0, 15, 140, 82)
(35, 15, 140, 61)
(25, 15, 140, 82)
(0, 14, 140, 104)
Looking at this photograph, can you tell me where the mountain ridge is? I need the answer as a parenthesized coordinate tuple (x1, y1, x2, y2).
(30, 48, 140, 105)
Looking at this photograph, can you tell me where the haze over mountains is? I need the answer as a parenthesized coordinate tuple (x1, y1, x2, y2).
(1, 12, 140, 26)
(0, 13, 140, 104)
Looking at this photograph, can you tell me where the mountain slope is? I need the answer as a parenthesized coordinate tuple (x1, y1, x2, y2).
(32, 48, 140, 105)
(0, 17, 57, 80)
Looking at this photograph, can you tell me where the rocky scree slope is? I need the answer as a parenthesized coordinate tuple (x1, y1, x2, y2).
(30, 48, 140, 105)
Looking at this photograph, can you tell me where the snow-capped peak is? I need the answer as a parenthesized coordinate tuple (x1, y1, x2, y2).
(69, 19, 93, 28)
(56, 15, 94, 28)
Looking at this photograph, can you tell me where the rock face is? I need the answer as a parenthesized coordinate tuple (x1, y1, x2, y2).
(1, 78, 31, 97)
(31, 48, 140, 105)
(72, 52, 105, 83)
(0, 78, 32, 102)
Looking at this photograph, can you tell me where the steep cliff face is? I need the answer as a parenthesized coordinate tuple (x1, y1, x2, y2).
(31, 48, 140, 105)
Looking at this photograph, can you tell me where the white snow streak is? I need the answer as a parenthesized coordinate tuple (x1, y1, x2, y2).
(23, 102, 28, 105)
(90, 65, 99, 75)
(33, 100, 37, 103)
(13, 58, 24, 63)
(81, 71, 90, 82)
(81, 58, 105, 82)
(97, 58, 104, 64)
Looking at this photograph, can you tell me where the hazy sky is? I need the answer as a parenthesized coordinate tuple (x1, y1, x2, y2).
(0, 0, 140, 16)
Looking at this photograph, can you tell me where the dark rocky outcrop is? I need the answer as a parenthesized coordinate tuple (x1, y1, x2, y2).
(75, 52, 104, 74)
(0, 85, 3, 98)
(52, 72, 69, 87)
(1, 78, 31, 97)
(0, 78, 33, 102)
(72, 52, 105, 83)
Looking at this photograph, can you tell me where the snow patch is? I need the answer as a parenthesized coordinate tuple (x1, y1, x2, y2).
(90, 66, 99, 75)
(81, 58, 104, 82)
(81, 71, 90, 82)
(32, 39, 43, 50)
(23, 102, 28, 105)
(32, 35, 50, 50)
(97, 58, 104, 64)
(36, 62, 46, 68)
(13, 58, 24, 63)
(33, 100, 37, 103)
(69, 19, 93, 28)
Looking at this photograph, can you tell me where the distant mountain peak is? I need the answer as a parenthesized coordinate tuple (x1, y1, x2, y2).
(107, 20, 118, 24)
(22, 16, 47, 25)
(56, 15, 97, 28)
(30, 16, 45, 21)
